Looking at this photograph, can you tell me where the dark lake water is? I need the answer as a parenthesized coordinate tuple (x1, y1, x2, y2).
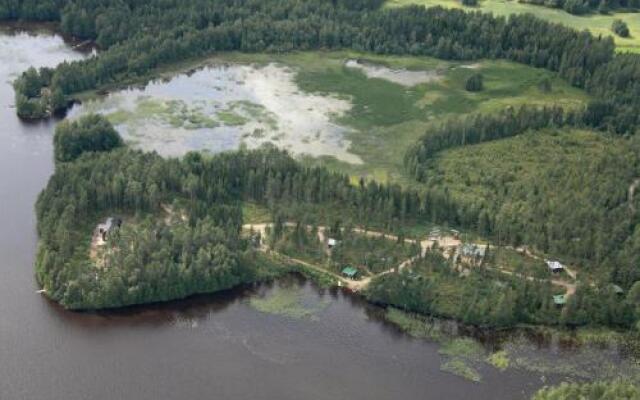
(0, 25, 626, 400)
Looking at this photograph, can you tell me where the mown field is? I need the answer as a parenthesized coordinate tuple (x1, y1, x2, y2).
(222, 51, 588, 183)
(386, 0, 640, 53)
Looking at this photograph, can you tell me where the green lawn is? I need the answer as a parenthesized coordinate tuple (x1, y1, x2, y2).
(386, 0, 640, 53)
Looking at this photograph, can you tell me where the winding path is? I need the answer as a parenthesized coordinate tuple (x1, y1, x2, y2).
(242, 222, 578, 297)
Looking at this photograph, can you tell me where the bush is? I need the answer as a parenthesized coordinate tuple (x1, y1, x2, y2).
(461, 0, 478, 6)
(465, 73, 484, 92)
(612, 19, 630, 38)
(53, 114, 123, 163)
(563, 0, 588, 14)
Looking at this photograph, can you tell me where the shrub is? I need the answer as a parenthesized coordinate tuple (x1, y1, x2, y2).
(465, 73, 484, 92)
(612, 19, 630, 38)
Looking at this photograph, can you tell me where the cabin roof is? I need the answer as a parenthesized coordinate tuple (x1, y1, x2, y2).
(460, 243, 485, 257)
(553, 294, 566, 305)
(341, 266, 358, 277)
(546, 260, 564, 271)
(612, 284, 624, 294)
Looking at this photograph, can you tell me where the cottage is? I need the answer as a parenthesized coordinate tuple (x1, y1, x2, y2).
(612, 284, 625, 296)
(341, 266, 358, 279)
(327, 238, 339, 249)
(456, 243, 486, 266)
(428, 228, 441, 241)
(546, 260, 565, 274)
(96, 217, 122, 241)
(460, 243, 486, 258)
(553, 294, 566, 307)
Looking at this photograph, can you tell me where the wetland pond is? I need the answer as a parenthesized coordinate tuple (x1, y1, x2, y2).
(1, 25, 638, 400)
(69, 62, 362, 163)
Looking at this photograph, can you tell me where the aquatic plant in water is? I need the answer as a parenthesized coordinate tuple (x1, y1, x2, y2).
(249, 286, 328, 320)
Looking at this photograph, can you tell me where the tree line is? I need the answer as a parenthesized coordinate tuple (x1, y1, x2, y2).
(5, 0, 625, 123)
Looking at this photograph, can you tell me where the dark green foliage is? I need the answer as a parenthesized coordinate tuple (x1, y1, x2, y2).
(367, 250, 634, 328)
(612, 19, 630, 37)
(464, 73, 483, 92)
(53, 114, 123, 162)
(461, 0, 478, 6)
(532, 380, 640, 400)
(563, 0, 589, 14)
(367, 250, 560, 327)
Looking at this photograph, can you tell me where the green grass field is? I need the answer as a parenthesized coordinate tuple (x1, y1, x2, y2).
(233, 51, 588, 183)
(386, 0, 640, 53)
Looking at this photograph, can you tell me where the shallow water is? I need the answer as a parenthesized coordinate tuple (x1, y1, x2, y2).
(345, 59, 443, 86)
(69, 63, 362, 163)
(0, 26, 636, 400)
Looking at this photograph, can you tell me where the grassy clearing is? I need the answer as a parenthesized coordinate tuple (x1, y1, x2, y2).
(331, 232, 420, 274)
(386, 0, 640, 53)
(242, 202, 272, 224)
(284, 51, 586, 183)
(489, 247, 548, 277)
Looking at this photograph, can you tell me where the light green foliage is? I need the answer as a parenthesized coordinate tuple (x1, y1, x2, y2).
(486, 350, 510, 371)
(440, 359, 482, 383)
(532, 380, 640, 400)
(249, 285, 328, 319)
(439, 338, 485, 360)
(385, 307, 446, 341)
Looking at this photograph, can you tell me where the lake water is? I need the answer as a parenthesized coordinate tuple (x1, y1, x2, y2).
(0, 26, 634, 400)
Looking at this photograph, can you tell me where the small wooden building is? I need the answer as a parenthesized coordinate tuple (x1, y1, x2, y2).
(546, 260, 565, 274)
(96, 217, 122, 241)
(341, 266, 358, 279)
(553, 294, 566, 307)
